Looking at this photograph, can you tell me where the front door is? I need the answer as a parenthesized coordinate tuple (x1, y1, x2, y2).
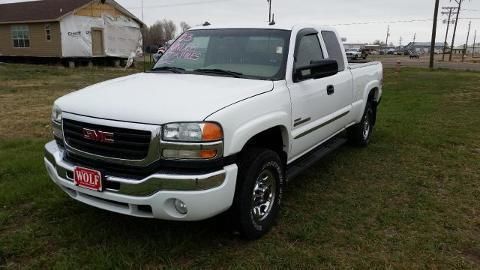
(288, 29, 351, 161)
(91, 29, 104, 56)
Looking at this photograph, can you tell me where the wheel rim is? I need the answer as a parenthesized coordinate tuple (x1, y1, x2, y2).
(362, 113, 371, 140)
(251, 169, 277, 223)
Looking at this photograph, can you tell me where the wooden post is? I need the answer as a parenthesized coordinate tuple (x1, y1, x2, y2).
(473, 30, 477, 57)
(462, 21, 471, 62)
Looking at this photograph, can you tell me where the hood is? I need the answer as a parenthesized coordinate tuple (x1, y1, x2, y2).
(56, 73, 274, 124)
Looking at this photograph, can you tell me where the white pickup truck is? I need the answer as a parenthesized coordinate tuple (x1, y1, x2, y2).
(45, 24, 383, 239)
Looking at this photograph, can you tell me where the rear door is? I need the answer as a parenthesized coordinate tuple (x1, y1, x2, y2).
(320, 30, 354, 128)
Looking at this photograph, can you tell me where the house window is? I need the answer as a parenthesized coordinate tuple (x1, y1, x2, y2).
(45, 24, 51, 41)
(11, 25, 30, 48)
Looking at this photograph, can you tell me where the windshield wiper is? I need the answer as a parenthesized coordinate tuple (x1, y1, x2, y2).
(193, 68, 244, 78)
(151, 66, 186, 74)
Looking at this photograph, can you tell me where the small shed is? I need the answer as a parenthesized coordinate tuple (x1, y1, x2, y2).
(0, 0, 144, 64)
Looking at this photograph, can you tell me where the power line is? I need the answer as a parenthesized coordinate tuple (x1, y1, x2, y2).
(329, 17, 480, 27)
(126, 0, 233, 9)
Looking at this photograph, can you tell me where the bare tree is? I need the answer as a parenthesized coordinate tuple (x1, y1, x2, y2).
(180, 21, 191, 33)
(162, 19, 177, 42)
(142, 19, 178, 51)
(148, 21, 166, 46)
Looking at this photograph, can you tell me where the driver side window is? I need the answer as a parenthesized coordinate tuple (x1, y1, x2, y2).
(296, 34, 324, 67)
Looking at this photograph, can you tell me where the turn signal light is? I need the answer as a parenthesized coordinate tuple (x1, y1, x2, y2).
(200, 149, 217, 159)
(202, 123, 223, 141)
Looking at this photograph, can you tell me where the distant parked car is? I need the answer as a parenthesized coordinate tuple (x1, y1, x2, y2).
(345, 48, 367, 60)
(345, 49, 362, 60)
(409, 51, 420, 59)
(385, 49, 398, 55)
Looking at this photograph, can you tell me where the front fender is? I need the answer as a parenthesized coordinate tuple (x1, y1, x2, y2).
(225, 111, 291, 156)
(204, 85, 292, 157)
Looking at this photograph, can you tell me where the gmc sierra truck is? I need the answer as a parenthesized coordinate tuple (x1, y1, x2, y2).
(45, 24, 383, 239)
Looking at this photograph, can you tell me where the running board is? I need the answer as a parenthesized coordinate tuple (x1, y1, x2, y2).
(287, 137, 347, 181)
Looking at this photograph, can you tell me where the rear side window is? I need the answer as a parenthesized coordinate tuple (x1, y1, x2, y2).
(295, 34, 324, 67)
(321, 31, 345, 71)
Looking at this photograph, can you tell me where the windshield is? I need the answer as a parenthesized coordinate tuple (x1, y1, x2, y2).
(153, 29, 291, 80)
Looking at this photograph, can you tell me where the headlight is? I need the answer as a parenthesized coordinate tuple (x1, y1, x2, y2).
(51, 105, 62, 123)
(51, 105, 64, 143)
(161, 122, 223, 160)
(162, 122, 223, 142)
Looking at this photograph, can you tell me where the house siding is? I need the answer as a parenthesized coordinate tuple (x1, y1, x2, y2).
(75, 2, 125, 18)
(0, 22, 61, 57)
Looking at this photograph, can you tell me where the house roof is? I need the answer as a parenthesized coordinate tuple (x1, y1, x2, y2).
(405, 42, 444, 47)
(0, 0, 144, 26)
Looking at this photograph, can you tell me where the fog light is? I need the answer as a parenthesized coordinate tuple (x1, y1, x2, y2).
(174, 199, 188, 215)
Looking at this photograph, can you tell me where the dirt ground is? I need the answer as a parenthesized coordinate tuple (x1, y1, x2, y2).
(370, 55, 480, 71)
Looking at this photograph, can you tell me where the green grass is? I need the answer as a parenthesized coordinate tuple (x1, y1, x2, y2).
(1, 64, 480, 269)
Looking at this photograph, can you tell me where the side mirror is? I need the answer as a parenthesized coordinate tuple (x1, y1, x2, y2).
(294, 59, 338, 82)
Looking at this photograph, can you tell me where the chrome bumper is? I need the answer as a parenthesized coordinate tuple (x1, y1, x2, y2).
(44, 141, 227, 197)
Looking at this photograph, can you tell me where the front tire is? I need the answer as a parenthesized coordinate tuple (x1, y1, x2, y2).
(232, 148, 284, 240)
(348, 101, 375, 146)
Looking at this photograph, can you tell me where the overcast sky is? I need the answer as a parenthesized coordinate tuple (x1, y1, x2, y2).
(1, 0, 479, 45)
(114, 0, 480, 45)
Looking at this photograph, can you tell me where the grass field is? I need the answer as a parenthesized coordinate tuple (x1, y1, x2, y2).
(1, 63, 480, 269)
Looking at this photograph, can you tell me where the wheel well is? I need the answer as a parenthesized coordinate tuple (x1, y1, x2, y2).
(368, 87, 379, 125)
(368, 87, 379, 103)
(243, 126, 288, 165)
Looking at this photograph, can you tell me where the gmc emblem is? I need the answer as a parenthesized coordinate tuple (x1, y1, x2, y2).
(82, 128, 114, 143)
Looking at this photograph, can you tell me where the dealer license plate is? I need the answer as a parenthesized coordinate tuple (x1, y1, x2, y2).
(73, 167, 103, 192)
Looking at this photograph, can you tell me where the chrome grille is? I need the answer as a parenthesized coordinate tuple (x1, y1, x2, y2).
(63, 119, 151, 160)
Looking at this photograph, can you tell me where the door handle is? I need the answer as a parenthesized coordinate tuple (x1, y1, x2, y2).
(327, 85, 335, 95)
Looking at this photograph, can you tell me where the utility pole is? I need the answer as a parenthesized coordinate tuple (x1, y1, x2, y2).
(430, 0, 440, 69)
(449, 0, 464, 61)
(473, 30, 477, 57)
(463, 21, 472, 62)
(413, 33, 416, 52)
(385, 25, 390, 45)
(268, 0, 272, 23)
(441, 7, 457, 60)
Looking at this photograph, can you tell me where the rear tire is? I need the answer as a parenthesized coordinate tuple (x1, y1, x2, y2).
(232, 148, 284, 240)
(348, 101, 375, 146)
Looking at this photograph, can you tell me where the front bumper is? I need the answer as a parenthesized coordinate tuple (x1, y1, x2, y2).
(44, 141, 238, 221)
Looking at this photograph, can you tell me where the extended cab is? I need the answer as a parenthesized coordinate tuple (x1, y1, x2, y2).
(45, 24, 383, 239)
